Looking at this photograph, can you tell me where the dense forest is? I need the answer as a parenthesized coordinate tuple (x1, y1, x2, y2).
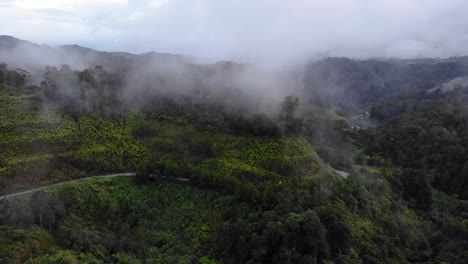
(0, 44, 467, 263)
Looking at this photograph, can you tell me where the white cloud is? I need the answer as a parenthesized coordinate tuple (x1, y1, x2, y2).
(148, 0, 168, 8)
(14, 0, 127, 9)
(1, 0, 468, 64)
(15, 0, 73, 9)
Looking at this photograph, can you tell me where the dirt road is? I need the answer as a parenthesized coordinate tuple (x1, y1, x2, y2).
(0, 173, 135, 200)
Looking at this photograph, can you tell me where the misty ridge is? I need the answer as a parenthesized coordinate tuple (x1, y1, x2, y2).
(2, 32, 468, 263)
(2, 1, 468, 263)
(0, 35, 302, 120)
(3, 34, 468, 125)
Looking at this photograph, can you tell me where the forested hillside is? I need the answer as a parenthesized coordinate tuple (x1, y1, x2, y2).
(0, 43, 467, 263)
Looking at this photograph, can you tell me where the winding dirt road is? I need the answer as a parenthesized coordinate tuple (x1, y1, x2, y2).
(0, 173, 136, 200)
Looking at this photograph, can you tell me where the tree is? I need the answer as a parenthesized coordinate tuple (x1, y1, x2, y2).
(401, 169, 433, 211)
(30, 191, 56, 230)
(279, 96, 303, 134)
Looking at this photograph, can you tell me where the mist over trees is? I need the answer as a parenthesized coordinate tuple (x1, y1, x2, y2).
(1, 36, 468, 263)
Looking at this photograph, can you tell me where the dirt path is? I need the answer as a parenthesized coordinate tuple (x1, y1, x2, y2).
(0, 173, 135, 200)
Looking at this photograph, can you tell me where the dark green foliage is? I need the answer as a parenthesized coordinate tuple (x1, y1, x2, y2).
(41, 65, 125, 117)
(1, 160, 439, 263)
(0, 178, 228, 263)
(279, 95, 303, 134)
(221, 210, 329, 264)
(400, 169, 433, 211)
(30, 191, 57, 230)
(0, 59, 467, 264)
(0, 63, 28, 88)
(303, 57, 468, 108)
(364, 95, 468, 199)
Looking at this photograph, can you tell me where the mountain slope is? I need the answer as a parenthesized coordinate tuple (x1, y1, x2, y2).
(0, 37, 467, 263)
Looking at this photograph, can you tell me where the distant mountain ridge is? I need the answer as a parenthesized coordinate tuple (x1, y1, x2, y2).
(0, 35, 194, 79)
(3, 35, 468, 110)
(0, 35, 41, 48)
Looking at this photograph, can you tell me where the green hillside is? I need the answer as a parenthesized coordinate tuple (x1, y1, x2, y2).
(0, 60, 467, 263)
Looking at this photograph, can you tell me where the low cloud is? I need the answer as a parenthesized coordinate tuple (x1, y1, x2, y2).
(1, 0, 468, 65)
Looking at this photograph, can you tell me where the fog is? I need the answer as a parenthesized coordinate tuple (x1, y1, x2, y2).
(0, 36, 301, 117)
(2, 0, 468, 119)
(429, 76, 468, 93)
(1, 3, 468, 233)
(1, 0, 468, 65)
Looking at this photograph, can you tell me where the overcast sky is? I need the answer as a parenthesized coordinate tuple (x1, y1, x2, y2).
(1, 0, 468, 64)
